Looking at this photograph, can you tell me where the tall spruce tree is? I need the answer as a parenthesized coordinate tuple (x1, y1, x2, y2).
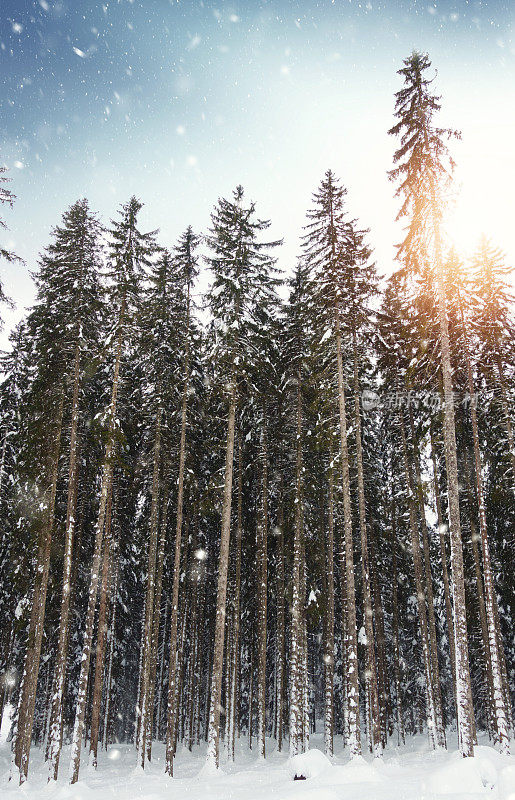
(388, 51, 475, 756)
(203, 186, 280, 770)
(69, 197, 159, 783)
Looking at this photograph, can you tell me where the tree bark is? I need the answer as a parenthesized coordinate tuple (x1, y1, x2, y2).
(205, 380, 237, 770)
(47, 342, 82, 781)
(69, 294, 125, 784)
(351, 330, 381, 756)
(227, 436, 243, 761)
(16, 386, 64, 783)
(289, 372, 304, 757)
(409, 412, 446, 747)
(399, 411, 439, 748)
(324, 469, 335, 756)
(335, 314, 361, 758)
(138, 405, 163, 767)
(89, 484, 113, 766)
(275, 474, 285, 753)
(431, 183, 475, 756)
(256, 410, 268, 760)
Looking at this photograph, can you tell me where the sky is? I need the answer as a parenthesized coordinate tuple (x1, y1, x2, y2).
(1, 0, 514, 347)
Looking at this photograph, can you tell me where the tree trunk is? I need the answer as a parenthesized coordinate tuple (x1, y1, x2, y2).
(289, 372, 303, 757)
(205, 381, 237, 770)
(335, 313, 361, 758)
(324, 469, 335, 757)
(146, 457, 172, 758)
(69, 295, 125, 784)
(430, 427, 457, 715)
(89, 485, 113, 766)
(275, 474, 285, 753)
(409, 412, 446, 747)
(351, 330, 381, 756)
(431, 185, 475, 757)
(462, 326, 511, 750)
(47, 342, 82, 781)
(390, 498, 405, 745)
(165, 305, 193, 774)
(138, 405, 163, 767)
(256, 410, 268, 760)
(16, 386, 64, 783)
(103, 548, 119, 750)
(227, 436, 243, 761)
(399, 411, 438, 748)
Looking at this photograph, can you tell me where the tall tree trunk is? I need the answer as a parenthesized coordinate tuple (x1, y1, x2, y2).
(16, 386, 64, 783)
(47, 343, 82, 781)
(324, 469, 335, 757)
(430, 427, 457, 715)
(369, 525, 389, 746)
(351, 330, 381, 756)
(399, 411, 438, 748)
(275, 474, 285, 753)
(257, 410, 268, 760)
(89, 485, 113, 766)
(390, 497, 405, 745)
(289, 373, 303, 757)
(409, 412, 446, 747)
(461, 320, 511, 751)
(335, 313, 361, 757)
(69, 295, 126, 784)
(431, 183, 475, 756)
(205, 380, 237, 770)
(227, 436, 243, 761)
(103, 547, 119, 750)
(165, 292, 193, 774)
(146, 457, 171, 759)
(138, 405, 163, 767)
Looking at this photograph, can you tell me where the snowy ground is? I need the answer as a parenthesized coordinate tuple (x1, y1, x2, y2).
(1, 730, 514, 800)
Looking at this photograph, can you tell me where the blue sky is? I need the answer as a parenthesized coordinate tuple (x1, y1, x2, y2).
(1, 0, 514, 344)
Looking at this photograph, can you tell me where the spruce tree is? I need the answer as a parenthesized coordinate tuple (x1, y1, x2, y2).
(203, 186, 280, 770)
(388, 51, 475, 756)
(69, 197, 159, 783)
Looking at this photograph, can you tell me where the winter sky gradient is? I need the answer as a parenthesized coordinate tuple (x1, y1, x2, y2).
(1, 0, 514, 345)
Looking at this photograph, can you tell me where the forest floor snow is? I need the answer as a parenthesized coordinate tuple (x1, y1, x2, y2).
(1, 730, 514, 800)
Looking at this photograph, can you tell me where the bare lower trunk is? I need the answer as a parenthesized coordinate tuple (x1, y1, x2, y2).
(138, 406, 163, 767)
(146, 458, 171, 759)
(352, 331, 381, 756)
(275, 475, 285, 753)
(390, 498, 405, 745)
(409, 413, 446, 747)
(324, 469, 335, 757)
(335, 315, 361, 757)
(47, 343, 82, 780)
(431, 187, 474, 756)
(430, 427, 457, 715)
(257, 411, 268, 760)
(205, 383, 237, 769)
(165, 335, 192, 773)
(289, 373, 304, 758)
(69, 296, 125, 784)
(399, 411, 438, 748)
(461, 321, 510, 750)
(103, 551, 119, 750)
(16, 387, 64, 783)
(89, 487, 113, 765)
(227, 437, 243, 761)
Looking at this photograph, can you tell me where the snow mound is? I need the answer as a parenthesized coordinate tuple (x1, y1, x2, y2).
(288, 748, 332, 779)
(498, 764, 515, 800)
(322, 756, 382, 785)
(428, 756, 488, 795)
